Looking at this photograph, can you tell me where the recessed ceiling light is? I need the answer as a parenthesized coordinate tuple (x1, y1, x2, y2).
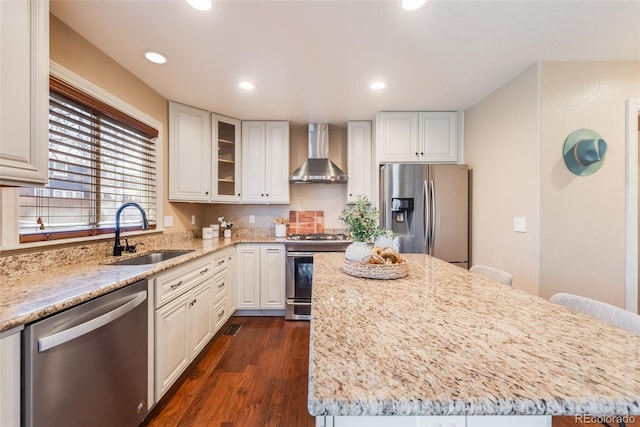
(142, 50, 167, 64)
(370, 81, 386, 90)
(239, 81, 255, 90)
(187, 0, 212, 11)
(401, 0, 427, 11)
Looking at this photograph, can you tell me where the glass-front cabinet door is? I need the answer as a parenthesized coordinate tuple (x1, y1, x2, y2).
(211, 114, 241, 202)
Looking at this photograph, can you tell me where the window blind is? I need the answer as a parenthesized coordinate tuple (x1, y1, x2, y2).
(18, 81, 157, 243)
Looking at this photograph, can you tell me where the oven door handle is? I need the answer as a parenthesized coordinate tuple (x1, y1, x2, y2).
(286, 252, 315, 257)
(286, 299, 312, 306)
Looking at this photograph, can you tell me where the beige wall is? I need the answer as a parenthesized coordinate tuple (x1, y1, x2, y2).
(464, 64, 540, 296)
(539, 61, 640, 306)
(465, 60, 640, 307)
(50, 15, 202, 233)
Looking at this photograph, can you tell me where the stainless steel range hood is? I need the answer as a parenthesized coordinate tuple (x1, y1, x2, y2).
(289, 123, 348, 183)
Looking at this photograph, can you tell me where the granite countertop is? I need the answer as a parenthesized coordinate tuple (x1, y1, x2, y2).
(308, 253, 640, 417)
(0, 236, 284, 333)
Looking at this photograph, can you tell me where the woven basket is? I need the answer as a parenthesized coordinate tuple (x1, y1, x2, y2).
(343, 258, 408, 280)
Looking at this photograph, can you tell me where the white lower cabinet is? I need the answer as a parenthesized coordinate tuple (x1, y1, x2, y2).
(319, 416, 466, 427)
(225, 250, 236, 315)
(154, 255, 214, 400)
(211, 257, 231, 332)
(211, 246, 236, 332)
(235, 244, 285, 312)
(319, 415, 551, 427)
(466, 416, 551, 427)
(0, 327, 22, 427)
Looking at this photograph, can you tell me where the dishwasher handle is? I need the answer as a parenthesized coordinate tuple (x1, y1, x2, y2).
(38, 290, 147, 352)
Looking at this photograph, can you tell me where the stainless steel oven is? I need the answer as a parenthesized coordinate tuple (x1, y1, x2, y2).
(285, 234, 350, 320)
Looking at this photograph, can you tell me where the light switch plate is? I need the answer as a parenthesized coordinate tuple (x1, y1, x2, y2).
(514, 217, 527, 233)
(163, 215, 174, 227)
(249, 215, 255, 224)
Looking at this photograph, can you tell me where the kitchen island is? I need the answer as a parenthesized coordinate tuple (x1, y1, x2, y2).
(308, 253, 640, 427)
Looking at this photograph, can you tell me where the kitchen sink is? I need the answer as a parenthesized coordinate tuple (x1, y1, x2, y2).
(109, 250, 194, 266)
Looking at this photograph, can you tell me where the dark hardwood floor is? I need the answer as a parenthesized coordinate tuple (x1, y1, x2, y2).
(144, 316, 637, 427)
(144, 316, 315, 427)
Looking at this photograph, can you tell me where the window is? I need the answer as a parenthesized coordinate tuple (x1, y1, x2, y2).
(18, 77, 158, 243)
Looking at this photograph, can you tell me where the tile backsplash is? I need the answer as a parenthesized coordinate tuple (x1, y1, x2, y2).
(288, 210, 324, 234)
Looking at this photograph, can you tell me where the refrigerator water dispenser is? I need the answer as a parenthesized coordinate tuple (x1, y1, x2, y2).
(391, 198, 413, 223)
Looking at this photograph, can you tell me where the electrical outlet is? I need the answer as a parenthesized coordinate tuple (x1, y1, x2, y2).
(249, 215, 255, 224)
(514, 217, 526, 233)
(163, 215, 174, 227)
(191, 215, 196, 225)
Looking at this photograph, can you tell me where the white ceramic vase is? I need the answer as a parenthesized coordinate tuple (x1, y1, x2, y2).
(224, 229, 231, 238)
(344, 241, 372, 262)
(374, 235, 395, 250)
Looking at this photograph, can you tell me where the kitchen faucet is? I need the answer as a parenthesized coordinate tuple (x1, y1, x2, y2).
(113, 202, 149, 256)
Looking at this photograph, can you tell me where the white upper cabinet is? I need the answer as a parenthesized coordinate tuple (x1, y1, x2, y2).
(211, 114, 241, 203)
(376, 112, 420, 163)
(241, 121, 289, 204)
(168, 101, 212, 201)
(0, 0, 49, 186)
(419, 112, 458, 162)
(347, 121, 372, 203)
(376, 112, 459, 163)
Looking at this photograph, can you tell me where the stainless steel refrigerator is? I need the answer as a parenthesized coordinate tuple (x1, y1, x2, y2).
(380, 163, 469, 268)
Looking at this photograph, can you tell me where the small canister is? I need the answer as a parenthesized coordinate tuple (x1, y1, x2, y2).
(210, 224, 220, 238)
(202, 227, 214, 240)
(274, 223, 287, 238)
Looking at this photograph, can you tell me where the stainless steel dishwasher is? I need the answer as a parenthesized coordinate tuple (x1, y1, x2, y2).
(23, 279, 148, 427)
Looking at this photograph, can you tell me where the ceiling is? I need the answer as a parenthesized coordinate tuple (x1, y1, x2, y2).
(50, 0, 640, 125)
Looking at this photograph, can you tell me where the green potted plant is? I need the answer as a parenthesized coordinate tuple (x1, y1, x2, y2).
(339, 195, 383, 261)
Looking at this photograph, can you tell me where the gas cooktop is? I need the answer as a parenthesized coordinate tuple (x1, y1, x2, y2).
(287, 233, 349, 241)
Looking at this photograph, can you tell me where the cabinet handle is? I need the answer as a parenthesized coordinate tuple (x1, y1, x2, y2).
(217, 259, 225, 266)
(237, 193, 240, 196)
(205, 191, 209, 195)
(200, 268, 209, 274)
(189, 299, 197, 307)
(218, 281, 225, 288)
(420, 152, 424, 155)
(170, 281, 183, 290)
(266, 193, 269, 197)
(218, 310, 225, 318)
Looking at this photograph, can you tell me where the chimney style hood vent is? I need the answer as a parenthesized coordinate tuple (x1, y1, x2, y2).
(289, 123, 348, 184)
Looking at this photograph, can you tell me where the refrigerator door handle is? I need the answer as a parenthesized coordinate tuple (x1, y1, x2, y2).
(380, 165, 389, 229)
(423, 179, 430, 252)
(430, 179, 436, 253)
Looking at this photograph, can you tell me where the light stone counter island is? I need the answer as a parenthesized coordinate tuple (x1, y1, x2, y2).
(308, 253, 640, 427)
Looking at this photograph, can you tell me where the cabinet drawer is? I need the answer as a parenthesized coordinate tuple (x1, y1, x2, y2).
(212, 299, 227, 333)
(212, 251, 228, 275)
(155, 256, 214, 308)
(212, 270, 229, 304)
